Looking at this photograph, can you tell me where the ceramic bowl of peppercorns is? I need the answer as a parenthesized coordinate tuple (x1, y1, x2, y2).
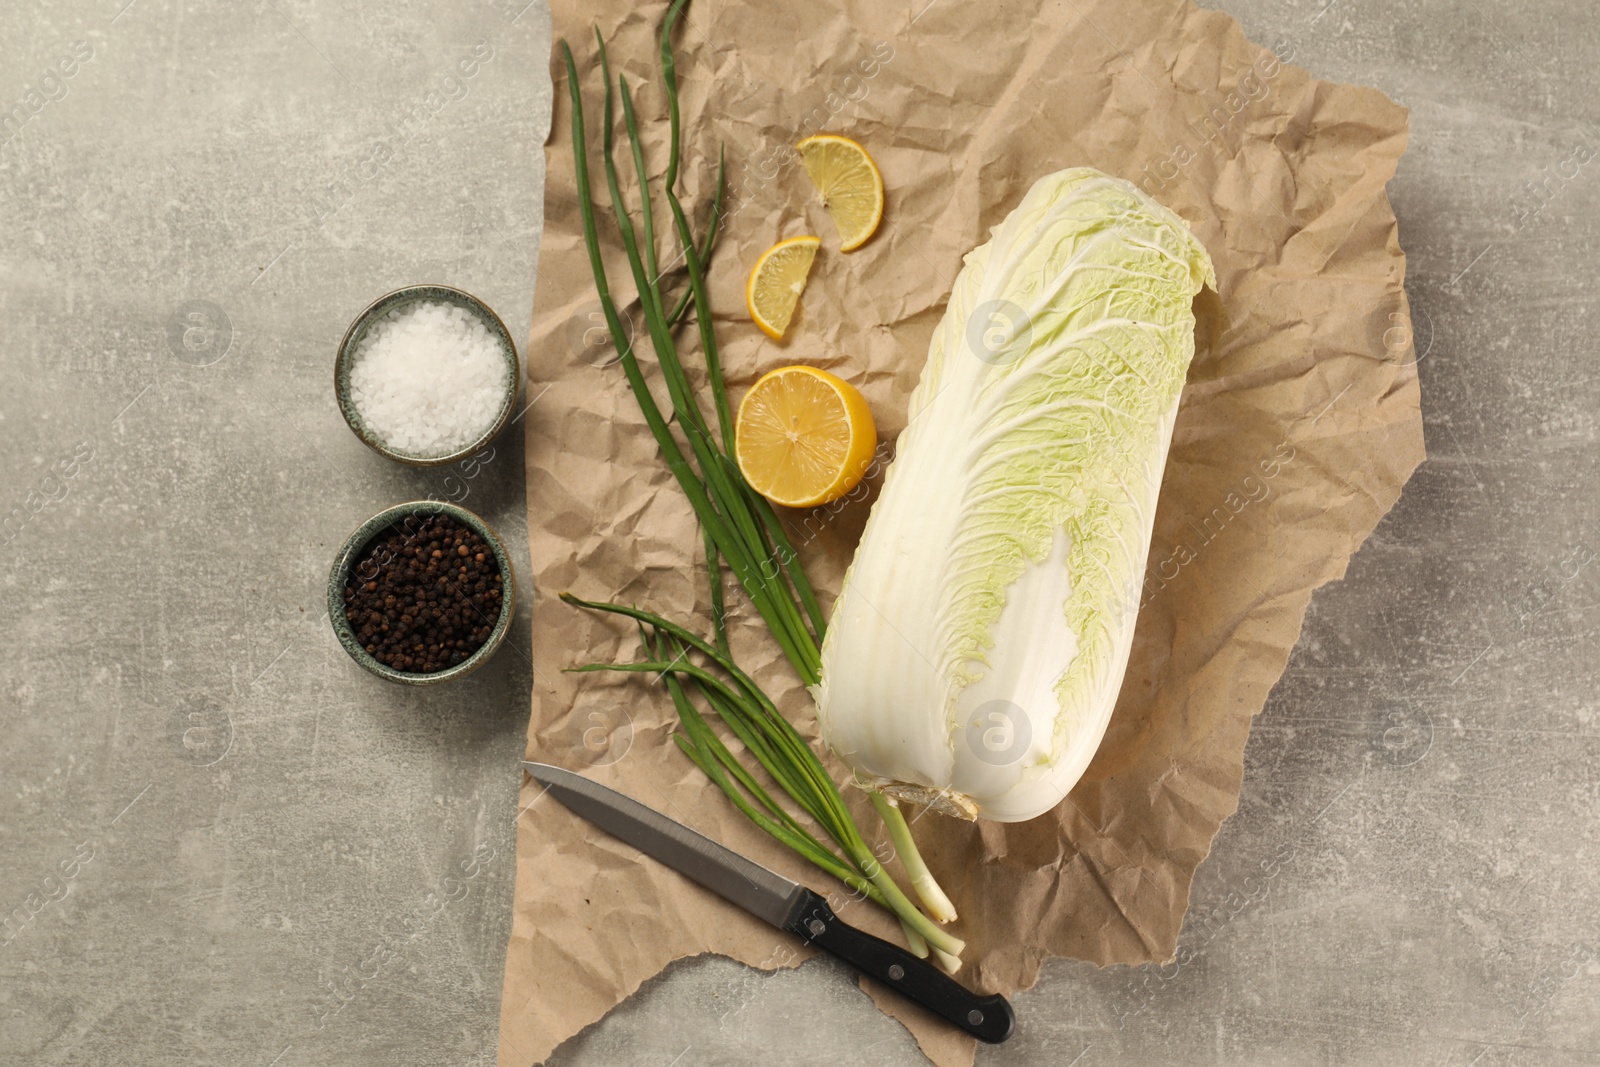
(328, 501, 516, 684)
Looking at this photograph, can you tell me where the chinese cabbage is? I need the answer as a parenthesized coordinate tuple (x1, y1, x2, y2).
(813, 168, 1214, 822)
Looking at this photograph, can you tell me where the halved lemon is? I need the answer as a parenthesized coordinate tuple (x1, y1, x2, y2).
(795, 135, 884, 252)
(746, 235, 821, 340)
(735, 365, 877, 508)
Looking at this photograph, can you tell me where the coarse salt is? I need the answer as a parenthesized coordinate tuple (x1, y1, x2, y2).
(348, 300, 510, 457)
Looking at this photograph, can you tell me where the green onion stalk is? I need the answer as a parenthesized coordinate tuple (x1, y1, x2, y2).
(557, 1, 961, 963)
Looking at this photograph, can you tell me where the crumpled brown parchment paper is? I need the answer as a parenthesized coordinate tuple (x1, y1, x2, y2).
(500, 1, 1423, 1063)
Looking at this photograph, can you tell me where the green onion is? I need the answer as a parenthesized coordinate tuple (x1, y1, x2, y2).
(557, 0, 958, 964)
(872, 792, 957, 923)
(564, 598, 964, 960)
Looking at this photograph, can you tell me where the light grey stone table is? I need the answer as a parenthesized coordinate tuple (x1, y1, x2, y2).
(1, 2, 1595, 1065)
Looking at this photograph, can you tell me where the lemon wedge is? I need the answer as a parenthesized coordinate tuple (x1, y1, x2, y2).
(745, 236, 821, 341)
(796, 135, 884, 252)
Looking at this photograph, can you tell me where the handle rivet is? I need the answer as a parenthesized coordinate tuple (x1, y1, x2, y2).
(887, 964, 905, 980)
(967, 1009, 984, 1026)
(807, 919, 826, 936)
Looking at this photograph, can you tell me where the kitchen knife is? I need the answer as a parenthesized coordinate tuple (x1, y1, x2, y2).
(522, 760, 1014, 1043)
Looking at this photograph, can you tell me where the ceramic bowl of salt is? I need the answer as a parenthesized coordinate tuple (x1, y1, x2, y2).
(335, 284, 522, 467)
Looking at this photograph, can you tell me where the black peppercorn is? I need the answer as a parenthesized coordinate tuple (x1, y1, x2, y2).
(344, 514, 504, 674)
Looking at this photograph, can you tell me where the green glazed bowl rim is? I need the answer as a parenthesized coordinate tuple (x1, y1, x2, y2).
(327, 500, 517, 686)
(334, 284, 522, 468)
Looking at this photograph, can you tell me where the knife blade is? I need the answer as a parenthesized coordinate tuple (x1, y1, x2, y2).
(523, 760, 1014, 1044)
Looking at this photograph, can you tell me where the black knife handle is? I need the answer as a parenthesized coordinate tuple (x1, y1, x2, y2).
(783, 889, 1014, 1044)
